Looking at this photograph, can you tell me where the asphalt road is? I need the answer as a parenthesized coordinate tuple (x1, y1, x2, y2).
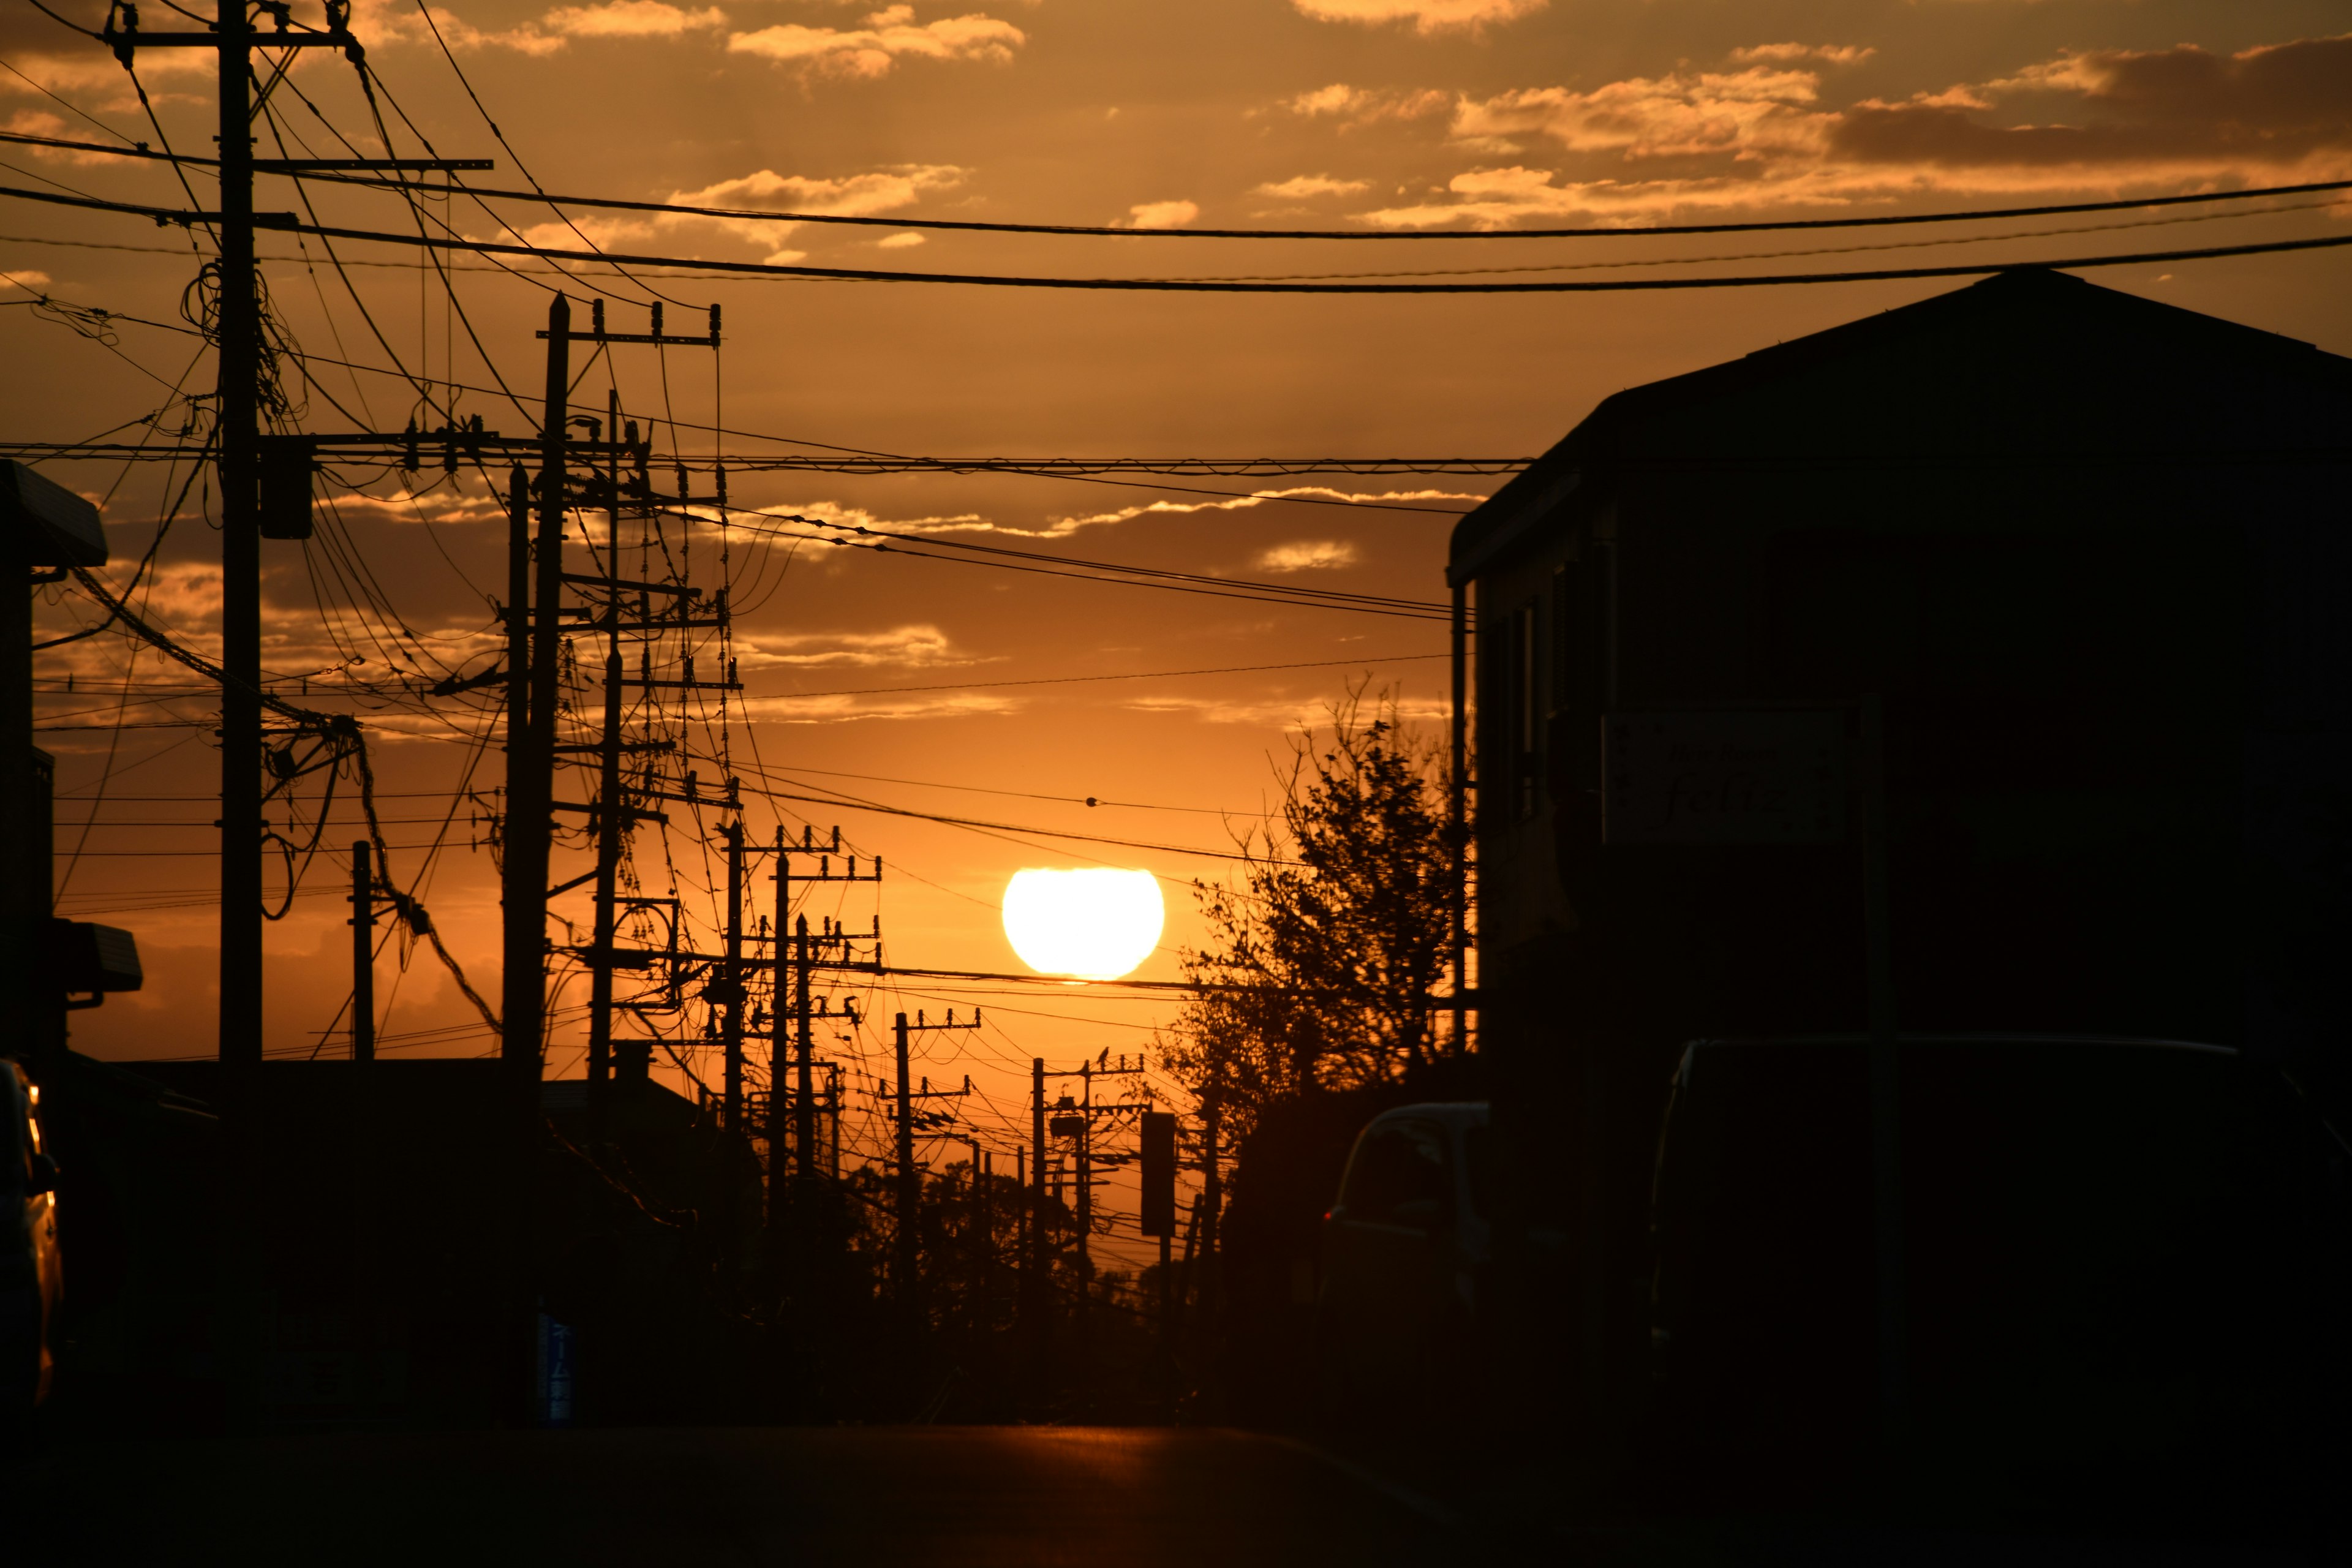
(12, 1425, 1478, 1567)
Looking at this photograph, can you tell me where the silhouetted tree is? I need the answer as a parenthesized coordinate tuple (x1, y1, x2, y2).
(1166, 685, 1463, 1136)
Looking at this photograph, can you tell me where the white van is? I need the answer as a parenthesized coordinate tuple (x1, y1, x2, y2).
(1315, 1101, 1492, 1413)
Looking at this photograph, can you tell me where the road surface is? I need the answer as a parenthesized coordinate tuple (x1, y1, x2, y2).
(13, 1425, 1478, 1566)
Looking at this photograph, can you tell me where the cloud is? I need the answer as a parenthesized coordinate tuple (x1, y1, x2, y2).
(876, 231, 928, 248)
(1730, 43, 1874, 66)
(746, 691, 1022, 723)
(1291, 0, 1544, 36)
(0, 266, 54, 291)
(1256, 540, 1360, 572)
(1253, 175, 1371, 199)
(1031, 486, 1482, 541)
(753, 488, 1480, 545)
(507, 165, 963, 263)
(727, 6, 1026, 78)
(1831, 34, 2352, 175)
(361, 0, 725, 56)
(1121, 200, 1200, 229)
(1282, 83, 1453, 129)
(1448, 67, 1833, 160)
(4, 109, 129, 165)
(1348, 33, 2352, 228)
(1123, 692, 1450, 727)
(736, 624, 970, 669)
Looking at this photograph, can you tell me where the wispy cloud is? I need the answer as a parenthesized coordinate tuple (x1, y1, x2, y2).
(1253, 175, 1372, 200)
(492, 165, 965, 265)
(1256, 540, 1360, 572)
(1291, 0, 1544, 37)
(727, 6, 1025, 78)
(1730, 43, 1874, 67)
(1345, 34, 2352, 227)
(1120, 199, 1201, 229)
(1281, 83, 1453, 129)
(745, 691, 1023, 723)
(736, 624, 972, 669)
(362, 0, 726, 56)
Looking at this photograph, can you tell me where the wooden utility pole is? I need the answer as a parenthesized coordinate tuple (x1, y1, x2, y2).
(350, 840, 374, 1063)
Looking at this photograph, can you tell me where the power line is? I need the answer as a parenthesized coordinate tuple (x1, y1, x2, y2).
(773, 650, 1445, 700)
(9, 127, 2342, 243)
(14, 182, 2352, 292)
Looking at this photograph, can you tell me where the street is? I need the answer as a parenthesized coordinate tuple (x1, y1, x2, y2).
(12, 1425, 1476, 1566)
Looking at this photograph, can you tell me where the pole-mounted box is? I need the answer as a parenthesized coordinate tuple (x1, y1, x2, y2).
(258, 435, 316, 540)
(1139, 1110, 1177, 1237)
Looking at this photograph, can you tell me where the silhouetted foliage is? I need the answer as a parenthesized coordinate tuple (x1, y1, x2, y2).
(1166, 685, 1464, 1137)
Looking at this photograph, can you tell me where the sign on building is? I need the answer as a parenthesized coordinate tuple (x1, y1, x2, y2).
(1603, 709, 1847, 844)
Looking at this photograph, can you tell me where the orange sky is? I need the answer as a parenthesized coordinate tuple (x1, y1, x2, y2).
(7, 0, 2352, 1254)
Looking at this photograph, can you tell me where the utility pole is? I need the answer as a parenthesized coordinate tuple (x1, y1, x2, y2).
(1201, 1092, 1223, 1332)
(763, 827, 880, 1221)
(503, 292, 568, 1099)
(767, 828, 790, 1226)
(350, 840, 374, 1063)
(215, 0, 261, 1077)
(887, 1011, 981, 1325)
(1027, 1057, 1047, 1407)
(722, 820, 746, 1125)
(825, 1069, 841, 1180)
(794, 914, 814, 1180)
(894, 1014, 916, 1313)
(585, 389, 625, 1108)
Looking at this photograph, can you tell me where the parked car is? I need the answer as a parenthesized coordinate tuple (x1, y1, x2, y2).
(1648, 1034, 2352, 1499)
(1316, 1102, 1494, 1415)
(2, 1060, 62, 1423)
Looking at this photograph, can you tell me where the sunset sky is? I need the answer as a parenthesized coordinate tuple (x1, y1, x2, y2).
(7, 0, 2351, 1242)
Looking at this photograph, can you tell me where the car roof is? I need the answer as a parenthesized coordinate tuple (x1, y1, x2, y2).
(1369, 1101, 1490, 1127)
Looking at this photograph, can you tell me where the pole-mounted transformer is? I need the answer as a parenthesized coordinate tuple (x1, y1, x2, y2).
(257, 434, 317, 540)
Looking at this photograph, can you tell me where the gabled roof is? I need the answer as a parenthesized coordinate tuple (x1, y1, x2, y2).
(1449, 268, 2352, 586)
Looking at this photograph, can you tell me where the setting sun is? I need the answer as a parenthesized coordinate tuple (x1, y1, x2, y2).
(1001, 869, 1165, 981)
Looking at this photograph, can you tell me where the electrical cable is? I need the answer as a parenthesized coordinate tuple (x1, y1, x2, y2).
(15, 180, 2352, 292)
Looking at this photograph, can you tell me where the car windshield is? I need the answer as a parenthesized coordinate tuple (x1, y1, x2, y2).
(1341, 1121, 1449, 1224)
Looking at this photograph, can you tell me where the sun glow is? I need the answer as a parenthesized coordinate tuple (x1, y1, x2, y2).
(1001, 868, 1164, 981)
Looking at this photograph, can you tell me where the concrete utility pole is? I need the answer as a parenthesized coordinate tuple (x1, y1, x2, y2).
(585, 392, 625, 1105)
(504, 294, 569, 1096)
(215, 0, 262, 1076)
(794, 913, 815, 1179)
(723, 820, 746, 1125)
(767, 829, 791, 1225)
(895, 1012, 918, 1308)
(350, 840, 374, 1063)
